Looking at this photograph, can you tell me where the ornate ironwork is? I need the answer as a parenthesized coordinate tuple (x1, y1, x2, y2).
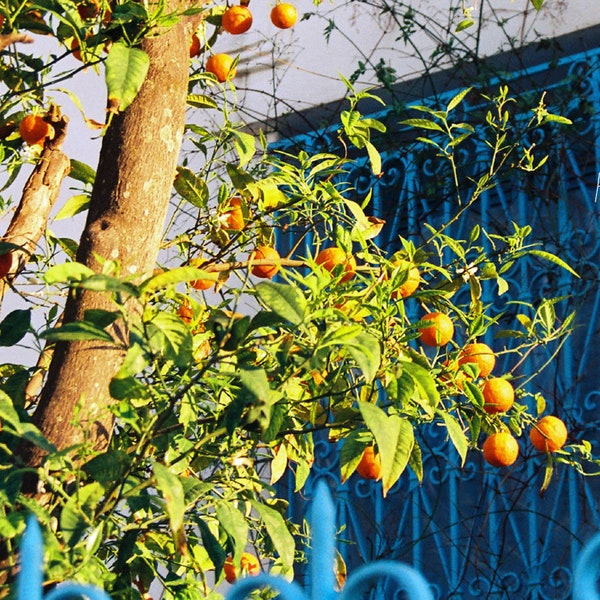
(14, 488, 600, 599)
(275, 47, 600, 599)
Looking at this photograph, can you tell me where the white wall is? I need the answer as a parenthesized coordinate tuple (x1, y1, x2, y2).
(213, 0, 598, 129)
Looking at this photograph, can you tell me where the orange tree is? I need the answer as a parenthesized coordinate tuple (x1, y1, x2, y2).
(1, 0, 598, 598)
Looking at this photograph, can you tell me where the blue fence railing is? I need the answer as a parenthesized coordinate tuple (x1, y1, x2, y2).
(14, 481, 600, 599)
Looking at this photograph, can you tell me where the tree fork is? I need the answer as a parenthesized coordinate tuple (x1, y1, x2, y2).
(25, 17, 194, 466)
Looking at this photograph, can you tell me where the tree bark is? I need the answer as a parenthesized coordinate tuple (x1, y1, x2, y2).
(0, 112, 70, 301)
(25, 18, 192, 466)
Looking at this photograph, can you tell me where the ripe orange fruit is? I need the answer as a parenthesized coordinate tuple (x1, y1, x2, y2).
(458, 342, 496, 378)
(390, 259, 420, 299)
(177, 303, 194, 323)
(418, 312, 454, 347)
(189, 258, 215, 290)
(70, 36, 108, 62)
(206, 53, 236, 82)
(77, 0, 100, 20)
(315, 247, 356, 282)
(482, 432, 519, 467)
(250, 246, 280, 279)
(219, 197, 245, 231)
(189, 33, 201, 58)
(529, 415, 568, 453)
(19, 114, 55, 147)
(223, 552, 260, 583)
(0, 252, 13, 278)
(222, 5, 253, 34)
(481, 378, 514, 414)
(270, 2, 297, 28)
(356, 446, 381, 480)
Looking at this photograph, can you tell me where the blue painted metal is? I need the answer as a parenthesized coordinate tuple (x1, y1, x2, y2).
(573, 533, 600, 600)
(12, 485, 600, 598)
(16, 515, 111, 600)
(227, 480, 434, 600)
(274, 45, 600, 599)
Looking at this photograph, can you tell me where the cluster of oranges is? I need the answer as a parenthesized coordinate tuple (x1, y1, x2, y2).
(194, 2, 298, 82)
(413, 311, 569, 469)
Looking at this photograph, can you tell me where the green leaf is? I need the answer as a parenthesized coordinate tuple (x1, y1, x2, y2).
(83, 309, 120, 329)
(140, 266, 217, 295)
(400, 118, 444, 133)
(270, 445, 288, 485)
(146, 312, 193, 368)
(40, 321, 115, 343)
(83, 450, 131, 486)
(0, 309, 30, 347)
(105, 43, 150, 112)
(109, 376, 151, 403)
(215, 501, 249, 560)
(455, 18, 475, 32)
(0, 390, 24, 432)
(226, 163, 255, 191)
(78, 274, 139, 296)
(231, 130, 256, 169)
(55, 194, 90, 220)
(255, 282, 306, 325)
(174, 167, 209, 209)
(196, 518, 226, 573)
(408, 441, 423, 483)
(68, 159, 96, 185)
(60, 482, 105, 546)
(531, 0, 544, 10)
(400, 360, 440, 412)
(153, 462, 187, 553)
(365, 140, 382, 175)
(249, 499, 294, 573)
(358, 402, 414, 496)
(542, 113, 572, 125)
(186, 94, 218, 109)
(525, 249, 579, 277)
(446, 87, 472, 112)
(463, 380, 484, 408)
(342, 331, 381, 383)
(339, 431, 368, 483)
(438, 410, 469, 466)
(248, 179, 287, 210)
(239, 367, 270, 401)
(44, 262, 95, 284)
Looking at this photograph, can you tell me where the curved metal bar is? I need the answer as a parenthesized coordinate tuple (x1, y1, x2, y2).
(45, 583, 112, 600)
(226, 574, 307, 600)
(573, 533, 600, 600)
(338, 561, 434, 600)
(16, 516, 111, 600)
(17, 516, 44, 600)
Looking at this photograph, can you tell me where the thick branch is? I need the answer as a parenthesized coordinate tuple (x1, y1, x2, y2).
(0, 114, 70, 300)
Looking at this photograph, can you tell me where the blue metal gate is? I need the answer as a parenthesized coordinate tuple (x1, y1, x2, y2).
(275, 45, 600, 599)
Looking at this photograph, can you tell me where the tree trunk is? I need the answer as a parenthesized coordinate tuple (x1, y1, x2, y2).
(25, 19, 192, 466)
